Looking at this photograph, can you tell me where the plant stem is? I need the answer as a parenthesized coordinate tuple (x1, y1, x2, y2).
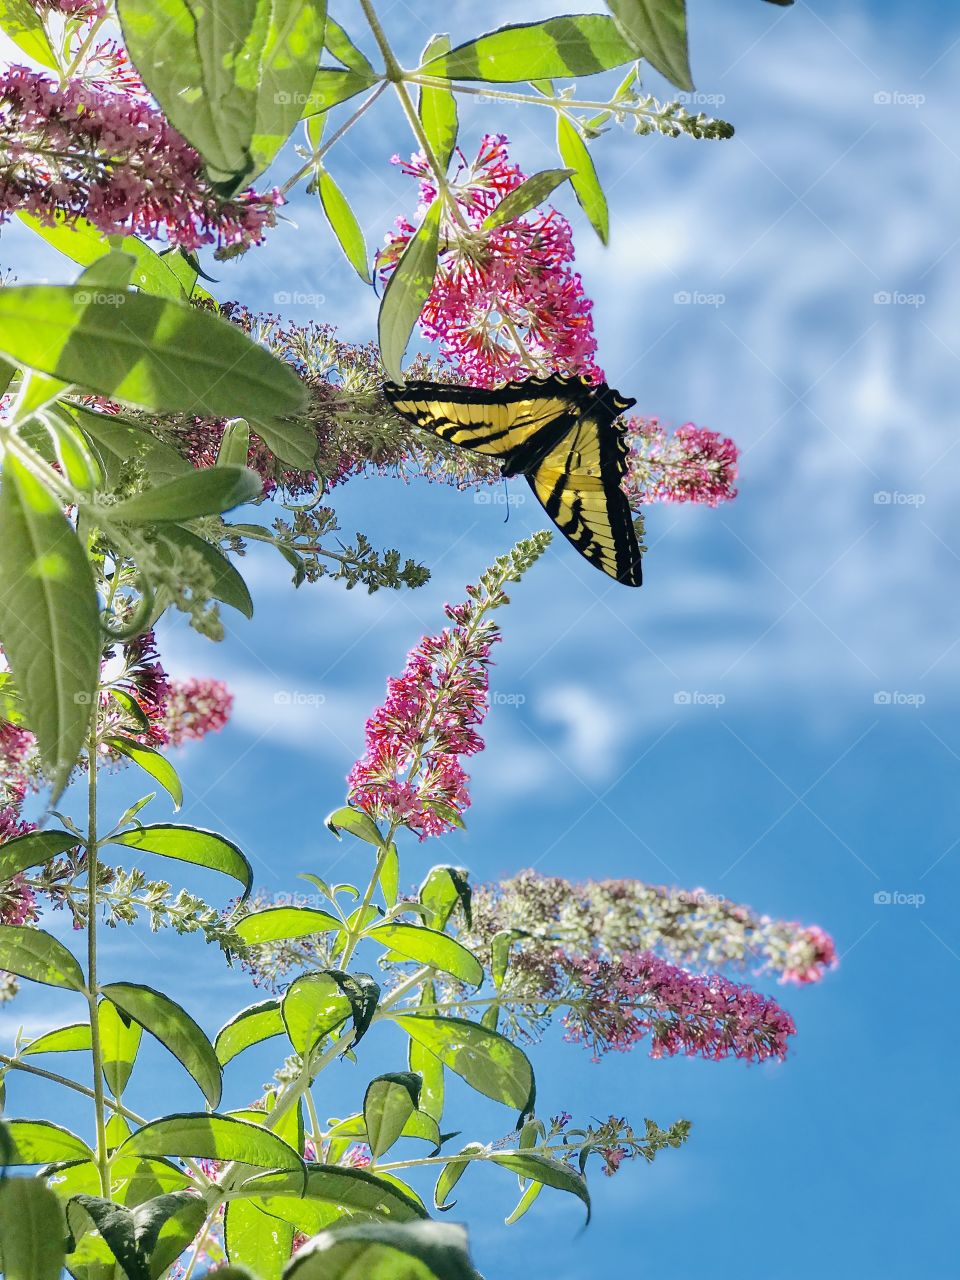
(0, 1053, 146, 1127)
(280, 81, 388, 196)
(84, 718, 111, 1195)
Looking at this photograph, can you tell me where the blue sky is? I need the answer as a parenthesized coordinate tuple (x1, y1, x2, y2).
(4, 0, 960, 1276)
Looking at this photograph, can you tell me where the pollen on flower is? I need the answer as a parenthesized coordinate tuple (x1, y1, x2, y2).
(380, 134, 600, 386)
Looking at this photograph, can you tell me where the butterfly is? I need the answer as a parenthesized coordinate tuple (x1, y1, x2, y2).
(383, 374, 643, 587)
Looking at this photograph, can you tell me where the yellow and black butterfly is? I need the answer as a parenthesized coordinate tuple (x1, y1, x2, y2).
(383, 374, 643, 587)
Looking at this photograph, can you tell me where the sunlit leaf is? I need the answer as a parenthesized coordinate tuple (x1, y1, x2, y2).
(325, 806, 384, 847)
(395, 1016, 534, 1116)
(153, 523, 254, 619)
(235, 907, 342, 945)
(0, 1177, 65, 1280)
(0, 454, 100, 800)
(367, 924, 482, 986)
(317, 170, 371, 283)
(4, 1119, 93, 1165)
(107, 737, 183, 810)
(0, 926, 85, 991)
(99, 998, 144, 1097)
(377, 201, 441, 382)
(0, 0, 57, 67)
(215, 999, 286, 1066)
(417, 35, 458, 171)
(363, 1073, 421, 1159)
(118, 1114, 303, 1173)
(224, 1198, 294, 1280)
(418, 15, 636, 81)
(106, 823, 253, 901)
(0, 829, 78, 882)
(104, 465, 262, 524)
(605, 0, 692, 89)
(284, 1220, 481, 1280)
(22, 1022, 91, 1057)
(481, 169, 573, 231)
(556, 115, 609, 244)
(101, 983, 222, 1108)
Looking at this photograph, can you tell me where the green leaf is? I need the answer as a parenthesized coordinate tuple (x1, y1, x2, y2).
(17, 213, 190, 300)
(367, 924, 482, 987)
(235, 907, 342, 945)
(49, 419, 103, 493)
(324, 19, 374, 74)
(284, 1221, 481, 1280)
(22, 1022, 91, 1057)
(504, 1178, 542, 1225)
(116, 0, 329, 185)
(106, 823, 253, 901)
(281, 973, 349, 1056)
(69, 405, 192, 487)
(556, 115, 609, 244)
(215, 999, 285, 1066)
(100, 983, 223, 1108)
(490, 1152, 590, 1223)
(0, 0, 56, 66)
(0, 287, 307, 418)
(238, 1164, 426, 1234)
(0, 829, 77, 882)
(4, 1119, 93, 1165)
(408, 1036, 443, 1126)
(418, 15, 636, 81)
(66, 1191, 207, 1280)
(364, 1073, 421, 1159)
(252, 418, 319, 470)
(395, 1016, 534, 1116)
(104, 465, 262, 524)
(107, 737, 183, 810)
(317, 171, 371, 283)
(302, 66, 377, 117)
(433, 1143, 484, 1211)
(481, 169, 574, 231)
(152, 523, 254, 619)
(377, 201, 441, 382)
(325, 806, 384, 847)
(118, 1114, 304, 1172)
(217, 419, 251, 468)
(418, 866, 471, 931)
(0, 926, 85, 991)
(417, 35, 458, 172)
(605, 0, 692, 90)
(77, 251, 136, 291)
(0, 453, 101, 800)
(98, 998, 144, 1097)
(224, 1199, 293, 1280)
(0, 1177, 65, 1280)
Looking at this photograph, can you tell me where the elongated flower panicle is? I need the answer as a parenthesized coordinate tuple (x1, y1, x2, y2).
(381, 135, 599, 385)
(0, 65, 281, 252)
(164, 678, 233, 745)
(468, 871, 837, 986)
(624, 417, 739, 506)
(348, 534, 552, 838)
(561, 950, 796, 1062)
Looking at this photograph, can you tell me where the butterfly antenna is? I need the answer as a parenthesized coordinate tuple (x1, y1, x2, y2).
(502, 476, 511, 523)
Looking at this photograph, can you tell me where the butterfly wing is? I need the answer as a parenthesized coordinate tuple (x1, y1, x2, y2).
(526, 398, 642, 587)
(383, 375, 597, 473)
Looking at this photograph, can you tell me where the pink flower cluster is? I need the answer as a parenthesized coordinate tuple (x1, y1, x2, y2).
(562, 950, 796, 1064)
(780, 924, 838, 986)
(624, 418, 739, 506)
(0, 64, 282, 251)
(164, 678, 233, 745)
(381, 135, 599, 386)
(348, 599, 496, 839)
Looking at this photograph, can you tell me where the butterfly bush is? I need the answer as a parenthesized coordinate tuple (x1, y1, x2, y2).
(380, 135, 600, 386)
(348, 534, 552, 837)
(0, 64, 281, 252)
(625, 418, 740, 506)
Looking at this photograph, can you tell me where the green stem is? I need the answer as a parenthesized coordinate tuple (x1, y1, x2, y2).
(407, 74, 635, 116)
(337, 823, 398, 970)
(0, 1054, 147, 1128)
(60, 14, 107, 83)
(281, 81, 388, 196)
(84, 719, 111, 1195)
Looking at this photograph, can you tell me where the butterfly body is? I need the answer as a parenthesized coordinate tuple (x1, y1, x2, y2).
(384, 374, 643, 586)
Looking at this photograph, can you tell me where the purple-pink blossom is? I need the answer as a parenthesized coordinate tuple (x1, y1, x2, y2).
(624, 417, 739, 506)
(561, 950, 796, 1063)
(380, 135, 599, 386)
(348, 597, 498, 839)
(0, 64, 282, 252)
